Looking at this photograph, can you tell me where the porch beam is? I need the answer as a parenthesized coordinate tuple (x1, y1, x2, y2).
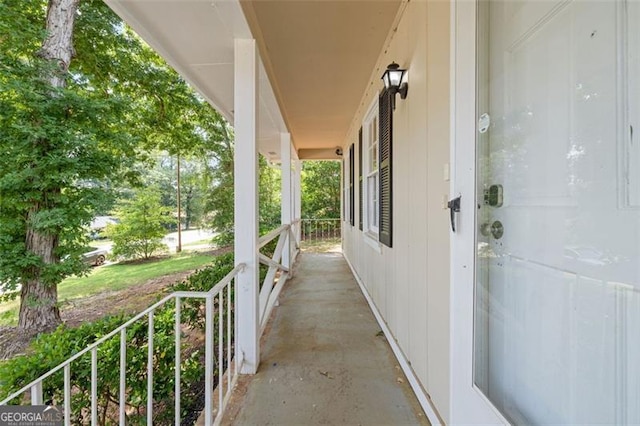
(234, 38, 259, 375)
(281, 132, 292, 270)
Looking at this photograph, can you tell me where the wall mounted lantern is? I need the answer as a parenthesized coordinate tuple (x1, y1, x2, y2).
(381, 62, 408, 109)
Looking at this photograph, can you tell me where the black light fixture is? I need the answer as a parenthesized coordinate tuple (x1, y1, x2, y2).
(381, 62, 408, 109)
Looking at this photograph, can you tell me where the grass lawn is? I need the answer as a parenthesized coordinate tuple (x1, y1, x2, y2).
(0, 252, 215, 326)
(301, 237, 342, 253)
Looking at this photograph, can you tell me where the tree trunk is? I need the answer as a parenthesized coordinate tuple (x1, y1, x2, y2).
(18, 0, 80, 331)
(184, 188, 193, 230)
(18, 280, 60, 331)
(39, 0, 79, 86)
(19, 201, 63, 330)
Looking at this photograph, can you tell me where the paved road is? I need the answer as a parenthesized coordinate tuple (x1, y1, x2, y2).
(163, 229, 215, 252)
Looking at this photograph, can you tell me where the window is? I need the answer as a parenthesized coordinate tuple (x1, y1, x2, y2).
(362, 98, 380, 237)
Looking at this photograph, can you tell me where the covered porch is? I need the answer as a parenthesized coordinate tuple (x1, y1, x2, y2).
(0, 0, 448, 424)
(99, 0, 440, 423)
(216, 250, 428, 425)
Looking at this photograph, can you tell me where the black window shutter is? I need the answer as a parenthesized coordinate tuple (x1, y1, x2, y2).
(358, 128, 363, 231)
(349, 143, 355, 226)
(378, 89, 393, 247)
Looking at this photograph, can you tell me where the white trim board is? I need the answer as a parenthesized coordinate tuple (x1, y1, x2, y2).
(343, 254, 443, 426)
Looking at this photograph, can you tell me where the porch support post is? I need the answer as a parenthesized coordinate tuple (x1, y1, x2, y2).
(293, 158, 302, 246)
(280, 133, 292, 270)
(234, 38, 259, 375)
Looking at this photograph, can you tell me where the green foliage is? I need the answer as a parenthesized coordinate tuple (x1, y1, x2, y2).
(0, 255, 237, 423)
(0, 0, 141, 291)
(301, 161, 341, 219)
(0, 0, 232, 330)
(171, 252, 235, 328)
(0, 310, 201, 424)
(106, 189, 172, 260)
(144, 153, 209, 231)
(259, 156, 282, 234)
(208, 153, 282, 246)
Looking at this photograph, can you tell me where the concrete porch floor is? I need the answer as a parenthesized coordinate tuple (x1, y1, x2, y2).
(221, 251, 429, 425)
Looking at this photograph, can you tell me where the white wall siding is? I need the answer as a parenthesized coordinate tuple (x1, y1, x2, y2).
(425, 1, 451, 417)
(405, 0, 430, 396)
(342, 1, 451, 422)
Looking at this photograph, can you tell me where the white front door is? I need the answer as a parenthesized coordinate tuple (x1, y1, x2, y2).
(452, 0, 640, 423)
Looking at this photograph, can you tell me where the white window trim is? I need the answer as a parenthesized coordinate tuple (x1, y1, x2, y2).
(363, 232, 382, 253)
(362, 96, 379, 239)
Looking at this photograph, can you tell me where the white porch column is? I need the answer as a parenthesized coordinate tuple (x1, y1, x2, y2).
(293, 158, 302, 246)
(280, 133, 292, 270)
(234, 38, 259, 375)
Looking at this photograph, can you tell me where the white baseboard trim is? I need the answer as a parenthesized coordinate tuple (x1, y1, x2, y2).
(343, 254, 443, 426)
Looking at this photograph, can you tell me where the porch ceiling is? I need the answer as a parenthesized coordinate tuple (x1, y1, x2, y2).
(241, 0, 402, 158)
(104, 0, 401, 161)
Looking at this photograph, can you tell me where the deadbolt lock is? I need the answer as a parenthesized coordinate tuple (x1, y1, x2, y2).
(480, 221, 504, 239)
(491, 221, 504, 239)
(484, 184, 503, 207)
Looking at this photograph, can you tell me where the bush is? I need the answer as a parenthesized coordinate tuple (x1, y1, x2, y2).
(171, 253, 235, 329)
(0, 310, 202, 424)
(0, 254, 238, 424)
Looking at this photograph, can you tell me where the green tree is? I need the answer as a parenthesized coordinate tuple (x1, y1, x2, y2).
(301, 161, 341, 219)
(203, 123, 235, 246)
(0, 0, 231, 330)
(206, 141, 283, 246)
(180, 160, 207, 230)
(106, 189, 171, 260)
(145, 153, 208, 231)
(0, 0, 143, 330)
(259, 156, 282, 233)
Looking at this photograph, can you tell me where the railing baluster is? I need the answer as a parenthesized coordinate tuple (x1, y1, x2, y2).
(120, 328, 126, 425)
(205, 295, 213, 426)
(147, 311, 154, 425)
(0, 266, 246, 425)
(298, 219, 340, 248)
(226, 281, 232, 394)
(175, 297, 181, 426)
(30, 381, 42, 405)
(91, 348, 97, 425)
(64, 365, 70, 426)
(234, 276, 239, 377)
(218, 292, 224, 412)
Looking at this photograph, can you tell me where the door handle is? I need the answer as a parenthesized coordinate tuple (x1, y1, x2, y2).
(447, 196, 461, 233)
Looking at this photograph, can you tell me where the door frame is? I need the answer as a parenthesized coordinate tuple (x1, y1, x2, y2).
(449, 1, 509, 423)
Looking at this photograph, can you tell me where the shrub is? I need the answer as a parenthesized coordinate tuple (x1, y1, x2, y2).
(0, 310, 202, 424)
(0, 254, 240, 424)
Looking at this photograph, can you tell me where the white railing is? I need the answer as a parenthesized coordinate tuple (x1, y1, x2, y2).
(0, 264, 245, 426)
(300, 218, 341, 244)
(257, 222, 299, 334)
